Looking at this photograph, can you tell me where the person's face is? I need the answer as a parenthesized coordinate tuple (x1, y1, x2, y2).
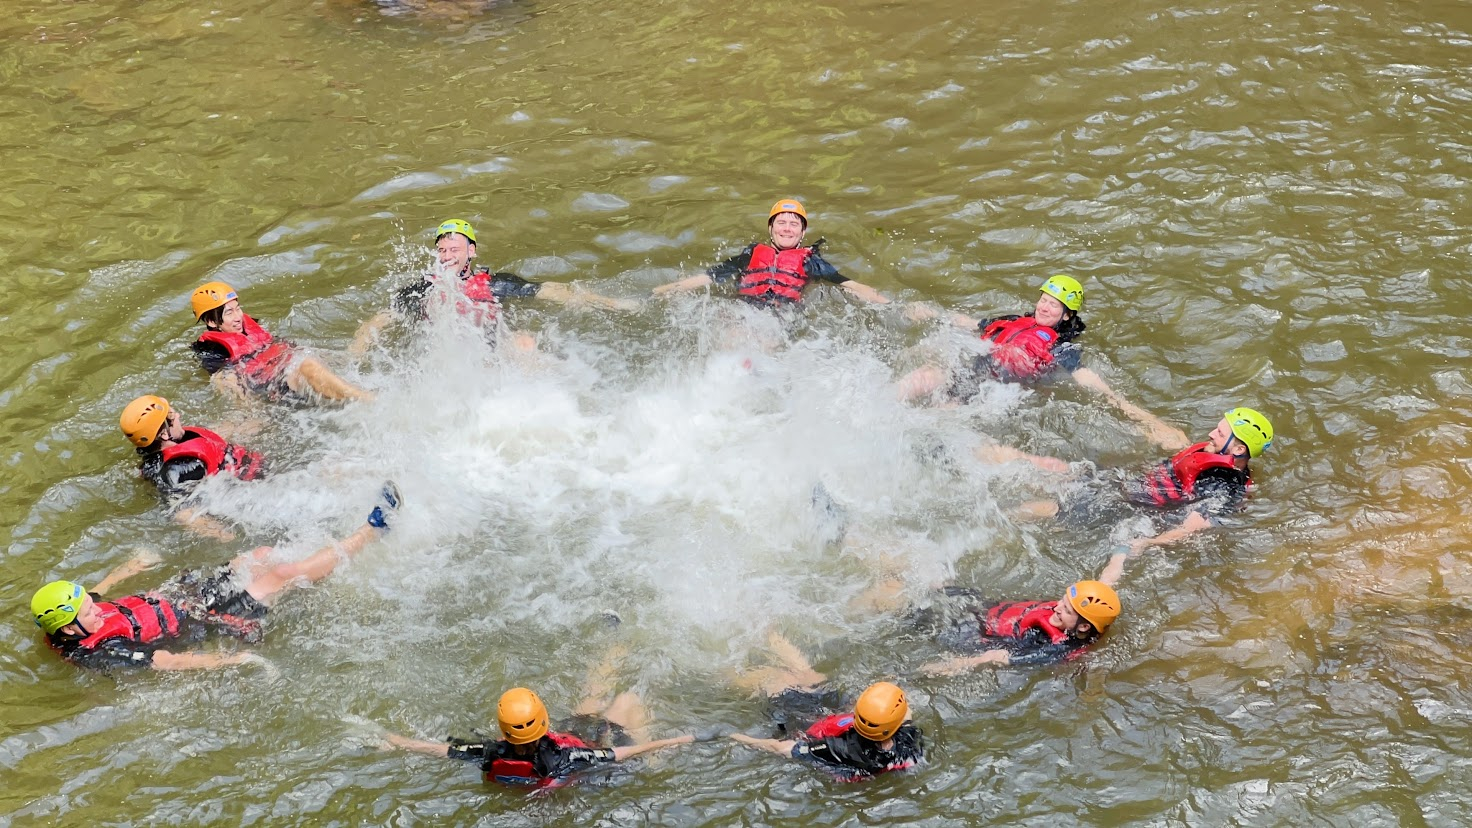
(1034, 293, 1067, 328)
(1049, 594, 1092, 635)
(158, 408, 186, 445)
(436, 233, 475, 274)
(217, 299, 245, 334)
(769, 213, 806, 249)
(60, 593, 101, 636)
(1208, 418, 1248, 456)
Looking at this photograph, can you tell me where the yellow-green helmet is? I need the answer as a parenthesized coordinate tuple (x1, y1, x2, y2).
(32, 580, 86, 635)
(1226, 407, 1274, 458)
(1040, 274, 1084, 311)
(435, 219, 476, 245)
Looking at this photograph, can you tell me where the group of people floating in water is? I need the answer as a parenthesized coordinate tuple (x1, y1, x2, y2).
(29, 198, 1277, 785)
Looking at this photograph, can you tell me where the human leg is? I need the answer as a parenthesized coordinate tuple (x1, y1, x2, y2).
(288, 357, 374, 402)
(239, 482, 400, 605)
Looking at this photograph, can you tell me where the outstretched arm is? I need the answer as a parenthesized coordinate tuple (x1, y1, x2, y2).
(730, 733, 798, 757)
(918, 649, 1010, 676)
(975, 442, 1070, 474)
(1071, 368, 1189, 451)
(1126, 511, 1213, 554)
(150, 650, 264, 672)
(611, 734, 695, 761)
(383, 733, 452, 758)
(837, 279, 891, 305)
(653, 274, 714, 296)
(174, 508, 237, 542)
(93, 548, 163, 595)
(535, 281, 641, 312)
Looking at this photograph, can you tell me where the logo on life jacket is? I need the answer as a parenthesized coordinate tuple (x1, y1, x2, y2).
(738, 244, 814, 305)
(983, 600, 1068, 644)
(979, 316, 1059, 380)
(159, 427, 265, 481)
(70, 595, 180, 651)
(1137, 442, 1249, 508)
(196, 314, 294, 386)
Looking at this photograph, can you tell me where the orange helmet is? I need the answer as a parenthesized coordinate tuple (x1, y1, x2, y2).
(120, 395, 171, 448)
(768, 198, 808, 227)
(497, 687, 550, 745)
(1067, 580, 1121, 632)
(191, 281, 238, 320)
(852, 681, 908, 741)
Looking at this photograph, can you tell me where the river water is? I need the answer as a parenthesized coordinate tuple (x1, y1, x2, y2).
(2, 0, 1470, 824)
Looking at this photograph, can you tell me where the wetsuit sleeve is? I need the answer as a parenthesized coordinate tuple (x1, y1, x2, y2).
(1186, 473, 1248, 523)
(1054, 342, 1083, 373)
(802, 251, 850, 284)
(446, 741, 489, 762)
(391, 280, 434, 319)
(61, 638, 158, 671)
(546, 745, 618, 776)
(706, 244, 757, 285)
(1003, 639, 1089, 666)
(190, 341, 230, 375)
(156, 457, 208, 500)
(488, 273, 542, 300)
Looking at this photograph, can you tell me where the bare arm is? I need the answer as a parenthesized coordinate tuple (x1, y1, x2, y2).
(652, 274, 714, 296)
(1071, 368, 1189, 451)
(92, 548, 162, 594)
(150, 650, 258, 672)
(535, 281, 641, 312)
(918, 649, 1011, 676)
(350, 310, 394, 357)
(975, 443, 1070, 474)
(1098, 552, 1129, 588)
(611, 734, 695, 761)
(730, 733, 798, 757)
(383, 733, 452, 758)
(837, 279, 891, 305)
(1127, 511, 1213, 554)
(174, 508, 237, 542)
(904, 302, 979, 330)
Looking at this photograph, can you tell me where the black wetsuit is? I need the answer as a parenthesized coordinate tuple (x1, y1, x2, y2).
(49, 581, 263, 672)
(706, 242, 851, 308)
(392, 270, 542, 320)
(794, 721, 925, 781)
(448, 731, 620, 785)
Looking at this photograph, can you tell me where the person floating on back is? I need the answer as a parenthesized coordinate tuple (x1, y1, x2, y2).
(731, 673, 924, 783)
(653, 199, 891, 310)
(190, 281, 372, 403)
(30, 482, 400, 673)
(1019, 406, 1276, 554)
(351, 218, 636, 353)
(383, 684, 699, 789)
(119, 394, 265, 539)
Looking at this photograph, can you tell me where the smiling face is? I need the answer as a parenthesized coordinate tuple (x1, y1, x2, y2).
(214, 299, 245, 334)
(1034, 293, 1068, 329)
(436, 233, 475, 275)
(768, 213, 806, 249)
(1049, 593, 1092, 636)
(1208, 418, 1249, 457)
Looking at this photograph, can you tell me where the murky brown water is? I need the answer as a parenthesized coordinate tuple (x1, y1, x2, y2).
(3, 0, 1471, 824)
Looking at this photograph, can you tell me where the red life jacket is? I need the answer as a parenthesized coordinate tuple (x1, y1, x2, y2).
(73, 595, 181, 651)
(159, 427, 265, 481)
(484, 732, 587, 787)
(427, 267, 501, 327)
(1138, 442, 1249, 507)
(196, 314, 294, 386)
(979, 316, 1060, 380)
(738, 244, 814, 304)
(983, 600, 1068, 644)
(805, 713, 857, 740)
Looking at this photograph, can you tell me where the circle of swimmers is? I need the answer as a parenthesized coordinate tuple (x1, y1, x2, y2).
(29, 199, 1277, 786)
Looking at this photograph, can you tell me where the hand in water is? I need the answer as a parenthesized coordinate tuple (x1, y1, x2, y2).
(238, 653, 280, 680)
(903, 302, 940, 323)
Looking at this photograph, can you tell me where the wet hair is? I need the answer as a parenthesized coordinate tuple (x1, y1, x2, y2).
(1054, 312, 1086, 344)
(200, 306, 226, 329)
